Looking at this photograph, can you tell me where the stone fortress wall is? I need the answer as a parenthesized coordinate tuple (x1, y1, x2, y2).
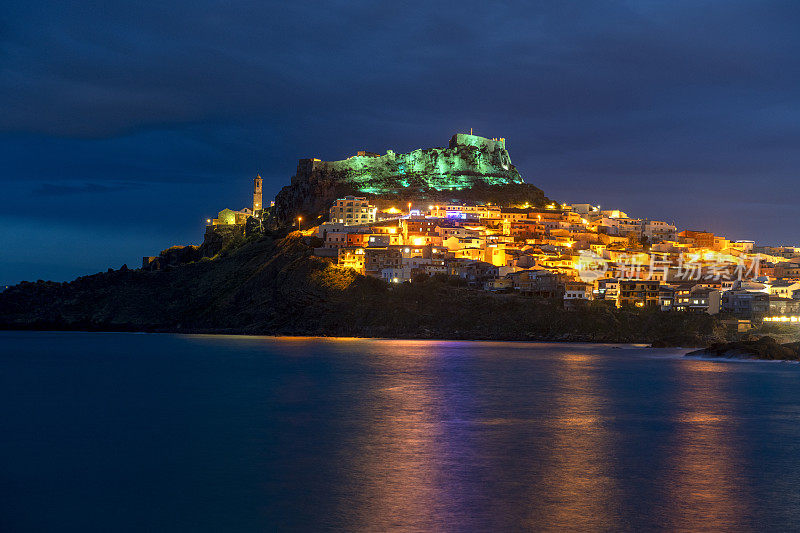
(297, 133, 523, 195)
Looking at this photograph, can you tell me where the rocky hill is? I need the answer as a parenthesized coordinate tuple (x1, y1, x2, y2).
(269, 133, 549, 227)
(0, 232, 727, 344)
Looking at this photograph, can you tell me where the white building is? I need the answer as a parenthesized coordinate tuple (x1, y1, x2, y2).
(564, 281, 593, 301)
(329, 196, 377, 225)
(381, 266, 411, 283)
(770, 281, 800, 298)
(643, 220, 677, 241)
(732, 240, 755, 253)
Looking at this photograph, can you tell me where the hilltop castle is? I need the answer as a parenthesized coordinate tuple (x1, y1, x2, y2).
(268, 133, 547, 227)
(198, 133, 549, 231)
(293, 133, 522, 196)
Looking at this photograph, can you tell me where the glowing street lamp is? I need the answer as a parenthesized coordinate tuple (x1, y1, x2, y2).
(407, 202, 412, 214)
(296, 216, 302, 230)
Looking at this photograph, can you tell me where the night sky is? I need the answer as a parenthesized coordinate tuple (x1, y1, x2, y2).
(3, 1, 799, 285)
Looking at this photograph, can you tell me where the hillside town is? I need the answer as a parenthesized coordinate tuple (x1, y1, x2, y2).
(206, 176, 800, 327)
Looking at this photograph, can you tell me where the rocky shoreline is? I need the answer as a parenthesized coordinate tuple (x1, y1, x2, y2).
(686, 336, 800, 361)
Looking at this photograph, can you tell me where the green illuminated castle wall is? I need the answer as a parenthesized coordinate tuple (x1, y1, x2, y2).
(307, 134, 523, 195)
(270, 133, 549, 227)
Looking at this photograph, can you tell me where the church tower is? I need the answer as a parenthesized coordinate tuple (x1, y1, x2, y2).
(253, 175, 263, 212)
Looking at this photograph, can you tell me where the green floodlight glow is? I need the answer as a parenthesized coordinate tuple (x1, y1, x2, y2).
(358, 186, 384, 195)
(323, 133, 523, 196)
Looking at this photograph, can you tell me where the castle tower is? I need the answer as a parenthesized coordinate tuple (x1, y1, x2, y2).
(253, 175, 263, 212)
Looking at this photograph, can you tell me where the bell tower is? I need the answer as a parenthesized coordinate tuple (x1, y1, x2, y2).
(253, 175, 263, 212)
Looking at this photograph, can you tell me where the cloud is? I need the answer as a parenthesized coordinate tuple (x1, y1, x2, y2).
(32, 182, 141, 196)
(1, 0, 799, 276)
(3, 1, 797, 137)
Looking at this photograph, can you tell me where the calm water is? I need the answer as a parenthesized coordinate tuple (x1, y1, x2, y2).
(2, 332, 800, 531)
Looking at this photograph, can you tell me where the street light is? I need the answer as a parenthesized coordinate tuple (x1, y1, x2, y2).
(407, 202, 412, 214)
(296, 216, 302, 231)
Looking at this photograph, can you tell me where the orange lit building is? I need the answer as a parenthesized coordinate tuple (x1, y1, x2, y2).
(678, 230, 716, 250)
(618, 280, 660, 307)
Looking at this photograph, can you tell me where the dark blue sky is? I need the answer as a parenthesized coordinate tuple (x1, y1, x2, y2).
(2, 1, 799, 285)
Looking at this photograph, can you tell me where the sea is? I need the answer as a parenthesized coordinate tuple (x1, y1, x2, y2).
(1, 331, 800, 532)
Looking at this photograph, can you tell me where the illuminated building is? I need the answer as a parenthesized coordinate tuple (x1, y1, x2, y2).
(381, 267, 406, 283)
(367, 233, 402, 247)
(564, 281, 593, 301)
(618, 280, 660, 307)
(498, 208, 530, 222)
(570, 203, 601, 215)
(453, 248, 485, 261)
(436, 226, 482, 240)
(769, 280, 800, 298)
(211, 208, 252, 226)
(768, 296, 800, 317)
(401, 217, 438, 233)
(447, 259, 498, 283)
(774, 259, 800, 279)
(367, 234, 391, 247)
(484, 277, 514, 291)
(329, 196, 377, 225)
(347, 233, 371, 247)
(643, 220, 677, 241)
(428, 204, 502, 219)
(364, 247, 402, 277)
(731, 240, 755, 253)
(686, 287, 721, 314)
(337, 247, 366, 274)
(722, 290, 769, 318)
(659, 285, 676, 311)
(324, 231, 349, 248)
(484, 245, 508, 267)
(678, 230, 717, 250)
(596, 278, 619, 303)
(509, 269, 562, 299)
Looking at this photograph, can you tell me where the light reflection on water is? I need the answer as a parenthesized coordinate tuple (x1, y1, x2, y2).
(661, 360, 750, 531)
(341, 343, 450, 531)
(524, 351, 619, 531)
(2, 333, 800, 531)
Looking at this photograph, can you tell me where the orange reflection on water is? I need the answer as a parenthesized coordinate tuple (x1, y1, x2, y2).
(338, 341, 453, 531)
(526, 351, 620, 531)
(662, 360, 749, 530)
